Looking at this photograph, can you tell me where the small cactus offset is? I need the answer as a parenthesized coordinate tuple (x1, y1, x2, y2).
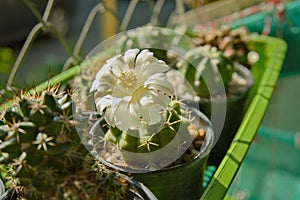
(0, 86, 132, 199)
(178, 46, 235, 98)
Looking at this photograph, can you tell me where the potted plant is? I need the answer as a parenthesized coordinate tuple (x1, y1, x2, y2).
(193, 27, 259, 165)
(73, 48, 214, 199)
(154, 26, 257, 165)
(173, 42, 254, 164)
(0, 86, 155, 200)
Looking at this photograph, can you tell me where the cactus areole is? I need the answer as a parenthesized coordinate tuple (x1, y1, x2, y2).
(87, 49, 213, 173)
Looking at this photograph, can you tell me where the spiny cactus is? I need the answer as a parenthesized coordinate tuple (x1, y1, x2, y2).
(0, 86, 136, 199)
(98, 101, 207, 169)
(193, 27, 252, 68)
(178, 46, 235, 98)
(104, 100, 184, 153)
(0, 86, 83, 199)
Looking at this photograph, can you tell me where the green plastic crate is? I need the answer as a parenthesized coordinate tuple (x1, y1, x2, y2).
(228, 126, 300, 199)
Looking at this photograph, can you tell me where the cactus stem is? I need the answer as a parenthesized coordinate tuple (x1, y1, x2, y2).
(5, 119, 27, 142)
(57, 110, 77, 132)
(0, 106, 5, 120)
(28, 101, 47, 115)
(165, 107, 182, 128)
(40, 167, 58, 182)
(10, 152, 28, 176)
(26, 184, 40, 200)
(32, 133, 56, 152)
(138, 135, 160, 152)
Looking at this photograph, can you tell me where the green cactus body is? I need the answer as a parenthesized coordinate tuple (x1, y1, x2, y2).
(102, 100, 196, 168)
(0, 88, 87, 199)
(0, 87, 143, 199)
(105, 100, 185, 154)
(179, 47, 235, 98)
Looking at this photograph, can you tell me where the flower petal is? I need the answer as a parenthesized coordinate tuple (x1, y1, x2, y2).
(144, 73, 174, 96)
(104, 108, 115, 127)
(95, 95, 113, 114)
(148, 104, 163, 125)
(93, 82, 113, 97)
(124, 49, 140, 67)
(146, 90, 171, 109)
(137, 61, 169, 79)
(91, 48, 176, 133)
(114, 100, 131, 130)
(128, 102, 142, 129)
(135, 49, 156, 65)
(91, 64, 117, 93)
(140, 96, 153, 106)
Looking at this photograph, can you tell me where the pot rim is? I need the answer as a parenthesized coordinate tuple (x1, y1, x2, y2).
(198, 62, 254, 103)
(118, 173, 158, 200)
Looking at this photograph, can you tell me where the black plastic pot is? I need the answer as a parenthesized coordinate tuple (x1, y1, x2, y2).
(131, 119, 213, 200)
(119, 173, 158, 200)
(110, 110, 214, 200)
(197, 63, 254, 165)
(132, 152, 209, 200)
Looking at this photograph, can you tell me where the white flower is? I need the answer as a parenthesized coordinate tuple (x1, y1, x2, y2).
(90, 49, 174, 132)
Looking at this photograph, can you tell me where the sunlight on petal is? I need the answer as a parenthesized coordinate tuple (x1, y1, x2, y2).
(92, 49, 175, 131)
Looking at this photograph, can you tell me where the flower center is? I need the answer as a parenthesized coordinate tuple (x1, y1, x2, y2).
(118, 70, 137, 89)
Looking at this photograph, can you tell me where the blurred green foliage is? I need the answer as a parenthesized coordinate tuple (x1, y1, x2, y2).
(0, 47, 15, 104)
(0, 48, 14, 74)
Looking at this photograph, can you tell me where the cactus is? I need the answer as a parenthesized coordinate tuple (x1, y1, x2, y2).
(0, 86, 134, 199)
(104, 100, 185, 153)
(178, 46, 235, 98)
(89, 49, 208, 168)
(193, 27, 252, 68)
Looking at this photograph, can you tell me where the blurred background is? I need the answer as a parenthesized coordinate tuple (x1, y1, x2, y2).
(0, 0, 300, 199)
(0, 0, 176, 88)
